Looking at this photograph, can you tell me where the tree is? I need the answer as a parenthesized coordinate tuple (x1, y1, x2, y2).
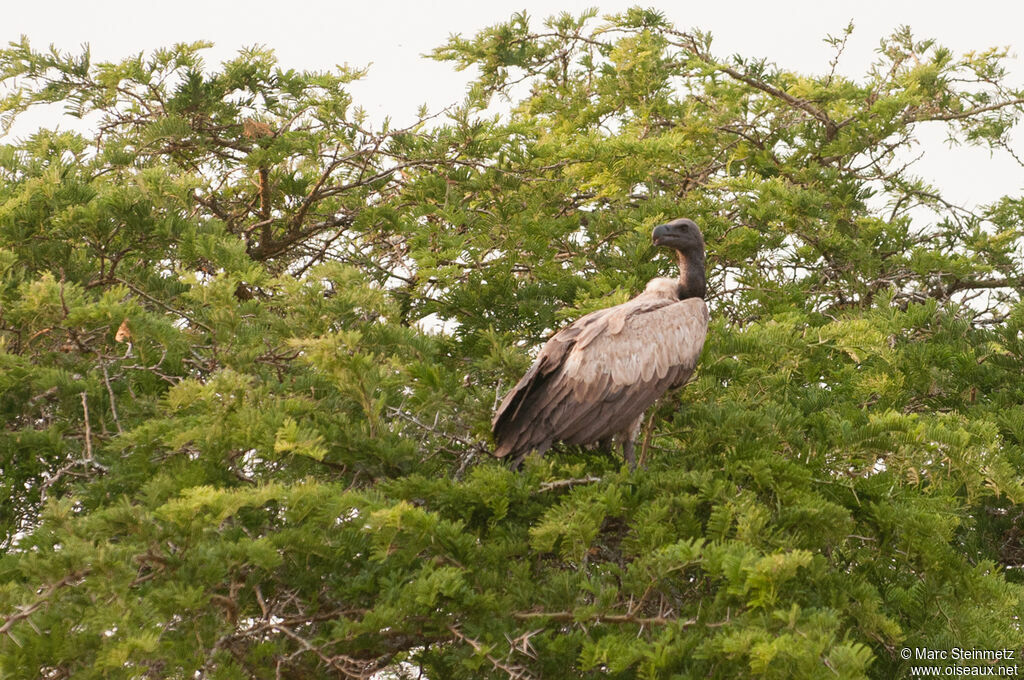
(2, 9, 1024, 678)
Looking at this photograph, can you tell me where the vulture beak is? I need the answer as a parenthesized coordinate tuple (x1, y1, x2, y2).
(652, 222, 674, 247)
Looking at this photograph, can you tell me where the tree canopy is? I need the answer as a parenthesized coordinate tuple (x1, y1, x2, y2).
(2, 8, 1024, 678)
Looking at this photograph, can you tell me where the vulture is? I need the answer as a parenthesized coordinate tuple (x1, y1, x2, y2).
(492, 218, 709, 470)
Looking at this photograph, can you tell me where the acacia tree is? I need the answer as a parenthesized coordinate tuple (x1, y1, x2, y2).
(2, 9, 1024, 679)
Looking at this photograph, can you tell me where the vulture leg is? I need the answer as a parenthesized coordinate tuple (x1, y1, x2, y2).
(620, 414, 645, 471)
(508, 450, 532, 470)
(622, 438, 637, 471)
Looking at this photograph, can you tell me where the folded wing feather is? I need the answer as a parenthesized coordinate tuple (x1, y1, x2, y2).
(492, 295, 709, 459)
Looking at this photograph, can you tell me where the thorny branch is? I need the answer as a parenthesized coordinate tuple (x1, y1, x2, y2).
(386, 406, 490, 476)
(38, 393, 109, 502)
(0, 571, 90, 640)
(448, 625, 535, 680)
(511, 610, 698, 627)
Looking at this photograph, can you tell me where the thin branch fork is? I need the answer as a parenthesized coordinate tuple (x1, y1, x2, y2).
(385, 406, 489, 455)
(0, 570, 89, 640)
(113, 276, 214, 334)
(39, 393, 109, 501)
(448, 625, 534, 680)
(271, 621, 381, 679)
(666, 29, 840, 139)
(716, 65, 840, 138)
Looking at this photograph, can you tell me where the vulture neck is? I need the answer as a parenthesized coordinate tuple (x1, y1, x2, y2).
(675, 247, 706, 300)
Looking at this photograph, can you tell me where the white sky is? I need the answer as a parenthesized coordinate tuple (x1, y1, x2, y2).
(5, 0, 1024, 208)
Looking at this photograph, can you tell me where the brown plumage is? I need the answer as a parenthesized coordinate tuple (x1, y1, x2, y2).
(492, 218, 709, 469)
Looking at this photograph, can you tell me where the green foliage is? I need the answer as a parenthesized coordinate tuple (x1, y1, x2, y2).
(2, 11, 1024, 679)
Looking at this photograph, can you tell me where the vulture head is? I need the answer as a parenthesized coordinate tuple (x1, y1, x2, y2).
(653, 218, 706, 300)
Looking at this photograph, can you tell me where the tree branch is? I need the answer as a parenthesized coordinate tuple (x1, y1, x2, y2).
(511, 610, 698, 627)
(537, 476, 602, 492)
(0, 571, 89, 640)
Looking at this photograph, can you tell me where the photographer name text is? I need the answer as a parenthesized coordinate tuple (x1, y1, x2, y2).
(904, 648, 1016, 662)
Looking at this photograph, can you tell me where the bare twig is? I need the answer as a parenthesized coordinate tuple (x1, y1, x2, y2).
(38, 394, 109, 501)
(113, 277, 214, 334)
(0, 570, 89, 640)
(511, 610, 698, 627)
(385, 406, 490, 457)
(118, 348, 178, 385)
(537, 476, 602, 492)
(271, 622, 382, 678)
(101, 364, 123, 435)
(80, 392, 93, 461)
(448, 625, 534, 680)
(27, 386, 58, 407)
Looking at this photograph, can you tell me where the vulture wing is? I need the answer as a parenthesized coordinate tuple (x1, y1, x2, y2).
(492, 296, 708, 460)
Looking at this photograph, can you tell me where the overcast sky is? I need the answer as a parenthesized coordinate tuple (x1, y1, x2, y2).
(6, 0, 1024, 208)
